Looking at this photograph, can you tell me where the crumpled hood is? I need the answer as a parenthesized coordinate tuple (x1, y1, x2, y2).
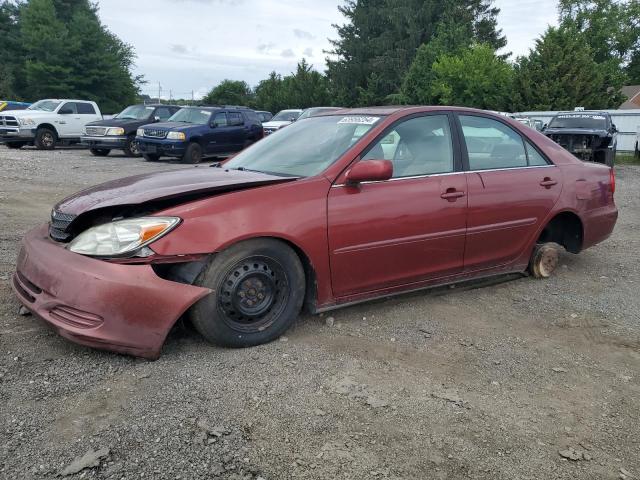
(544, 128, 610, 137)
(55, 167, 296, 216)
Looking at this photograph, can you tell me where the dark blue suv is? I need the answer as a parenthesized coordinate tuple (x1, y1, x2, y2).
(136, 107, 263, 163)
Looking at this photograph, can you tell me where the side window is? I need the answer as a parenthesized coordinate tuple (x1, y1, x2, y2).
(60, 102, 77, 114)
(76, 103, 96, 114)
(460, 115, 527, 170)
(228, 112, 243, 125)
(213, 112, 228, 127)
(155, 107, 171, 121)
(525, 141, 550, 166)
(362, 115, 454, 178)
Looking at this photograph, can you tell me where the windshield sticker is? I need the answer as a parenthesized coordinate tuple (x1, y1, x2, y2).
(338, 116, 380, 125)
(556, 114, 606, 120)
(145, 107, 154, 110)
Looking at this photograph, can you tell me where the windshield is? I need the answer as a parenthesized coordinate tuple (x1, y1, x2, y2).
(224, 115, 382, 177)
(116, 105, 154, 120)
(168, 108, 211, 124)
(272, 110, 301, 122)
(548, 114, 608, 130)
(27, 100, 61, 112)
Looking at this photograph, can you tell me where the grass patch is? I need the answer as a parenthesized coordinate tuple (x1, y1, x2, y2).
(616, 153, 640, 165)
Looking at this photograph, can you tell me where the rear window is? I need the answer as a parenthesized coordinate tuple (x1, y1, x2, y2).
(76, 103, 96, 114)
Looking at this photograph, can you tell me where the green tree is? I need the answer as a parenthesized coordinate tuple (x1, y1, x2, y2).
(253, 60, 331, 112)
(254, 72, 287, 113)
(513, 26, 622, 111)
(425, 44, 514, 110)
(20, 0, 72, 98)
(0, 2, 23, 98)
(326, 0, 506, 106)
(203, 80, 253, 106)
(65, 6, 138, 112)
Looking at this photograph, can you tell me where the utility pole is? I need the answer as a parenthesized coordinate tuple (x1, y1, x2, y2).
(191, 90, 194, 105)
(169, 90, 173, 102)
(158, 82, 162, 104)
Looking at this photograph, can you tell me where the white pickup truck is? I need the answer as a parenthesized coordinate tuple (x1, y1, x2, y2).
(0, 99, 102, 150)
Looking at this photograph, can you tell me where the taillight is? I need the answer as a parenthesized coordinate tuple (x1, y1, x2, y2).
(610, 168, 616, 195)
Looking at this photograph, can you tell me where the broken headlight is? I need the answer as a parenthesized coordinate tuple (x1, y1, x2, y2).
(68, 217, 180, 257)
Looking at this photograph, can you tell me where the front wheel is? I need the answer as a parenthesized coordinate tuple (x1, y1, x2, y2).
(190, 239, 305, 348)
(182, 142, 202, 164)
(34, 127, 57, 150)
(90, 148, 110, 157)
(124, 135, 141, 157)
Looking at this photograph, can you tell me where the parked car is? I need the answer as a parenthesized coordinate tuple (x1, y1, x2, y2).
(136, 106, 263, 164)
(297, 107, 343, 121)
(0, 99, 102, 150)
(12, 107, 618, 359)
(543, 111, 617, 166)
(81, 104, 181, 157)
(256, 111, 273, 123)
(0, 100, 31, 112)
(262, 109, 303, 135)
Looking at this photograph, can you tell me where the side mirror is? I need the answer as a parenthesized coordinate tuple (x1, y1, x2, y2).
(59, 108, 73, 115)
(345, 160, 393, 185)
(154, 116, 161, 122)
(611, 124, 618, 133)
(209, 122, 217, 129)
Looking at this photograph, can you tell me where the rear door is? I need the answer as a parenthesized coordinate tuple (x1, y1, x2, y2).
(456, 113, 562, 271)
(328, 113, 468, 297)
(227, 111, 246, 150)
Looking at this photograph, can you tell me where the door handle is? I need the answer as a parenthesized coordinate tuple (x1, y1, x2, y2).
(540, 178, 557, 188)
(440, 189, 466, 201)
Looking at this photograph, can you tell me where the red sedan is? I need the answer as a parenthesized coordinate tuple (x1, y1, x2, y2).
(12, 107, 618, 359)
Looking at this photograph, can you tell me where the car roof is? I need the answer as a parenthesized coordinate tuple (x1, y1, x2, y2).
(321, 106, 505, 117)
(554, 111, 610, 116)
(37, 99, 95, 103)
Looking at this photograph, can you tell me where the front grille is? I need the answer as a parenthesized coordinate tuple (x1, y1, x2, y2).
(85, 126, 107, 136)
(49, 210, 77, 242)
(0, 115, 19, 127)
(144, 128, 167, 138)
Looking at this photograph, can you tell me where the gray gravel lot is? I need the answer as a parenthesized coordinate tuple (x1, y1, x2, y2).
(1, 147, 639, 480)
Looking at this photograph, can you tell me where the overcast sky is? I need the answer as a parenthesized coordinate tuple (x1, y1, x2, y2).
(96, 0, 559, 100)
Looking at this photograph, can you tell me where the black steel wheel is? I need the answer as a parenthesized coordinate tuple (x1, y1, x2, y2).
(191, 239, 305, 347)
(182, 142, 202, 164)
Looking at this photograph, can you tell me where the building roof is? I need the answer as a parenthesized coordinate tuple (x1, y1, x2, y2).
(620, 85, 640, 109)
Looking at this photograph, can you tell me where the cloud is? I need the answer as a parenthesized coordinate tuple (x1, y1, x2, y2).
(170, 44, 188, 54)
(281, 48, 295, 58)
(303, 47, 313, 57)
(256, 42, 275, 54)
(293, 28, 315, 40)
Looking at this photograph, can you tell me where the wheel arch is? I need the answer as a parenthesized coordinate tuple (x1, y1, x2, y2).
(37, 123, 59, 136)
(536, 210, 584, 254)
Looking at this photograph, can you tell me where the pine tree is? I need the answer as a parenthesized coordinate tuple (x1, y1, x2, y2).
(513, 26, 622, 111)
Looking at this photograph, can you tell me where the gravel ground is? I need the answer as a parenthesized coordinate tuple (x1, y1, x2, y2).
(0, 147, 639, 480)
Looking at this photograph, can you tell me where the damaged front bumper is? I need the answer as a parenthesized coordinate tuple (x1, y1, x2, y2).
(12, 225, 211, 359)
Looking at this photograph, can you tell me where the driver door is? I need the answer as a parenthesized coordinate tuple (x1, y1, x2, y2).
(327, 113, 468, 298)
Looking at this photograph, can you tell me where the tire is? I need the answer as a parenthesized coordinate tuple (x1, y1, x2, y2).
(528, 242, 561, 279)
(143, 153, 160, 162)
(190, 238, 305, 348)
(635, 142, 639, 159)
(90, 148, 110, 157)
(6, 142, 25, 149)
(182, 142, 203, 164)
(124, 135, 141, 157)
(34, 127, 57, 150)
